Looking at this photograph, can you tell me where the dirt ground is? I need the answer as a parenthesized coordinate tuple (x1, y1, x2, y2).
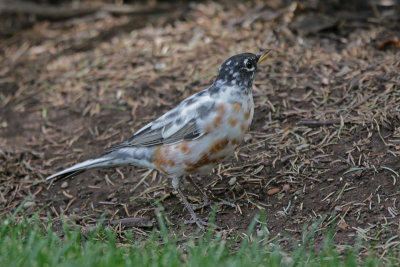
(1, 0, 400, 250)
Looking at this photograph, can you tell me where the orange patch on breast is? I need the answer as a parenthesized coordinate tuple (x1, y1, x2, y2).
(233, 102, 242, 112)
(218, 104, 226, 114)
(184, 153, 215, 173)
(180, 141, 189, 154)
(204, 125, 212, 134)
(244, 104, 253, 120)
(213, 116, 222, 129)
(231, 139, 241, 146)
(184, 138, 229, 173)
(209, 139, 229, 154)
(213, 104, 226, 129)
(241, 124, 250, 132)
(229, 118, 237, 127)
(153, 145, 169, 174)
(153, 145, 177, 174)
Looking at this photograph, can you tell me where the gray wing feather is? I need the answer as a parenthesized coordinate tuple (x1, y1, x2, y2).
(106, 118, 201, 152)
(106, 92, 213, 152)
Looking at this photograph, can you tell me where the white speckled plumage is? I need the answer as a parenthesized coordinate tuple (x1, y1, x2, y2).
(46, 50, 271, 230)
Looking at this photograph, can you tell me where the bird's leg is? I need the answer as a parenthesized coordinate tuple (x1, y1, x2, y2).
(186, 176, 237, 211)
(186, 175, 210, 209)
(172, 177, 219, 231)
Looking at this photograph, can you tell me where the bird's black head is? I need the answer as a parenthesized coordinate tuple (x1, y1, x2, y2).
(215, 50, 271, 91)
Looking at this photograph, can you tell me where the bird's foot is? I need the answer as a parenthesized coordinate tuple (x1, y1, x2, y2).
(185, 176, 237, 212)
(191, 199, 237, 211)
(176, 185, 225, 231)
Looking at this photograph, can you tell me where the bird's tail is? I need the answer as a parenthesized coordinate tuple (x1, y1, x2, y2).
(45, 147, 155, 181)
(45, 156, 116, 181)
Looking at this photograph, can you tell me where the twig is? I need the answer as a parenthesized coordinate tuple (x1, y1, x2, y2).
(81, 217, 153, 234)
(297, 119, 344, 127)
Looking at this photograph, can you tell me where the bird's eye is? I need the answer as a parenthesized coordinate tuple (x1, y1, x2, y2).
(246, 61, 253, 69)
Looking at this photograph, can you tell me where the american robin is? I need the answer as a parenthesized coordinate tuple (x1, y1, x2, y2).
(46, 50, 272, 230)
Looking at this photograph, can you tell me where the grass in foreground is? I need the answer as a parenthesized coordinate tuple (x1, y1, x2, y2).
(0, 205, 398, 267)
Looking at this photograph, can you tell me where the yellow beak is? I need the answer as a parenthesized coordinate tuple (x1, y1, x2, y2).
(257, 49, 272, 63)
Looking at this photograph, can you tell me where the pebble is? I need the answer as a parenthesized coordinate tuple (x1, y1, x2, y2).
(338, 222, 349, 230)
(23, 201, 36, 208)
(61, 181, 68, 189)
(228, 177, 237, 186)
(283, 184, 290, 191)
(334, 205, 342, 211)
(267, 188, 280, 195)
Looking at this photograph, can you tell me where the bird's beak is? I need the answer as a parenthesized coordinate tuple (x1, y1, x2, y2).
(257, 49, 272, 63)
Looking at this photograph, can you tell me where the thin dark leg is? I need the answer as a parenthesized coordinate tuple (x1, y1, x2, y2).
(186, 176, 237, 211)
(176, 187, 207, 231)
(172, 176, 221, 230)
(186, 176, 210, 209)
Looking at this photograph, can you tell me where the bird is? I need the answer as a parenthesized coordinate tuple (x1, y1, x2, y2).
(46, 49, 272, 230)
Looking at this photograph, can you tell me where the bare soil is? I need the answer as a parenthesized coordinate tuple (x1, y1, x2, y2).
(1, 0, 400, 250)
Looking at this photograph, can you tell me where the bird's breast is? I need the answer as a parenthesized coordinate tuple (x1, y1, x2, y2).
(152, 96, 254, 177)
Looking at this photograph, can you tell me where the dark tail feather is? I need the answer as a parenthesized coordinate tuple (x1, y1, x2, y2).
(48, 170, 85, 183)
(46, 156, 114, 181)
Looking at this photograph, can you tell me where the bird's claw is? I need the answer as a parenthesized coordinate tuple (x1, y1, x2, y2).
(191, 199, 237, 211)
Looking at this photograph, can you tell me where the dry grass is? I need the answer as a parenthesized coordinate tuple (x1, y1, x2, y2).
(1, 0, 400, 255)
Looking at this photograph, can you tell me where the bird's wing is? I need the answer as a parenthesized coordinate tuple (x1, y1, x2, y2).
(106, 96, 215, 151)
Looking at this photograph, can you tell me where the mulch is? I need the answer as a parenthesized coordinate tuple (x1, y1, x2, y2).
(1, 0, 400, 253)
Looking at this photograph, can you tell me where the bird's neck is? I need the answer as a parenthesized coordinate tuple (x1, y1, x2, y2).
(210, 80, 253, 100)
(215, 76, 253, 89)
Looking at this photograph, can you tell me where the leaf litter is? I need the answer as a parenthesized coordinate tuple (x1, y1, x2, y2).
(0, 0, 400, 255)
